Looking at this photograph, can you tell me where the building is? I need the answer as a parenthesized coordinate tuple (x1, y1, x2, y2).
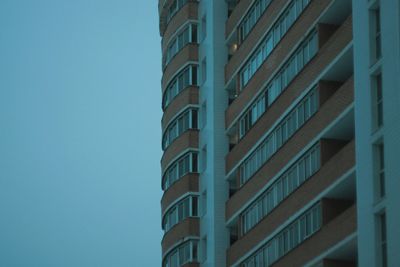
(158, 0, 399, 266)
(353, 1, 400, 267)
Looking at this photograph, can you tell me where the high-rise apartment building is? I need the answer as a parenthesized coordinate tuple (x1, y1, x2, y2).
(158, 0, 400, 266)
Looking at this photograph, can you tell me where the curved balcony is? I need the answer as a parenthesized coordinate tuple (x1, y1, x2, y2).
(162, 130, 199, 172)
(162, 86, 199, 130)
(161, 173, 199, 214)
(160, 1, 198, 44)
(162, 217, 200, 255)
(162, 44, 199, 94)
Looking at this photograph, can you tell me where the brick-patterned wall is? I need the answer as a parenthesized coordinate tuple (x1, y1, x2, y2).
(161, 130, 199, 171)
(161, 1, 199, 48)
(225, 0, 254, 38)
(161, 173, 199, 213)
(162, 44, 199, 92)
(225, 19, 353, 173)
(162, 218, 200, 255)
(320, 139, 348, 165)
(321, 198, 354, 225)
(225, 0, 290, 83)
(225, 12, 352, 131)
(318, 23, 340, 48)
(272, 205, 357, 267)
(318, 80, 343, 107)
(162, 86, 199, 130)
(225, 0, 333, 87)
(226, 140, 355, 265)
(225, 76, 354, 219)
(225, 75, 347, 174)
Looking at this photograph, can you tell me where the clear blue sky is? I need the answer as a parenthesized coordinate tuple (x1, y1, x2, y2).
(0, 1, 163, 266)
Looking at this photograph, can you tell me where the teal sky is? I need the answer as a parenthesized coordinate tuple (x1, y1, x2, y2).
(0, 1, 163, 266)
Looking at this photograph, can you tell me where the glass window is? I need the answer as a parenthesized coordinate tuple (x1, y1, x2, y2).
(163, 65, 198, 109)
(303, 42, 310, 63)
(375, 73, 383, 128)
(241, 204, 321, 266)
(374, 142, 385, 199)
(238, 87, 318, 185)
(162, 108, 198, 150)
(163, 152, 198, 191)
(274, 24, 281, 45)
(374, 7, 382, 60)
(310, 33, 318, 57)
(192, 197, 198, 216)
(238, 1, 312, 90)
(379, 213, 387, 267)
(298, 103, 305, 126)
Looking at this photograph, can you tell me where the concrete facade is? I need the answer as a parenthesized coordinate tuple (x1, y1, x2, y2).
(353, 0, 400, 267)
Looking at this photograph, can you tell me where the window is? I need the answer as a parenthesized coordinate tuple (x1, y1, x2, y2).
(239, 88, 318, 185)
(378, 213, 387, 267)
(374, 142, 385, 199)
(239, 0, 311, 89)
(162, 196, 199, 232)
(166, 0, 189, 24)
(241, 143, 320, 234)
(163, 65, 198, 109)
(372, 73, 383, 130)
(238, 30, 318, 138)
(369, 5, 382, 63)
(241, 204, 321, 267)
(162, 108, 198, 150)
(162, 151, 199, 190)
(375, 7, 381, 60)
(163, 240, 199, 267)
(165, 24, 198, 66)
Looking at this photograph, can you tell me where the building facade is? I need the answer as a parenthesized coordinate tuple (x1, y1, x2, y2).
(353, 1, 400, 267)
(158, 0, 399, 266)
